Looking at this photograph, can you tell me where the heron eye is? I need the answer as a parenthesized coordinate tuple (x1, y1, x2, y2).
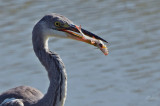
(54, 21, 60, 27)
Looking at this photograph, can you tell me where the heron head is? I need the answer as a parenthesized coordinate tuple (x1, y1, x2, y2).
(36, 13, 108, 55)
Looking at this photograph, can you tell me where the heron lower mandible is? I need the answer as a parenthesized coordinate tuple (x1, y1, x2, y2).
(0, 13, 108, 106)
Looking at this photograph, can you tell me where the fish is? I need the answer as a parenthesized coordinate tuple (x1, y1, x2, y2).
(75, 25, 109, 55)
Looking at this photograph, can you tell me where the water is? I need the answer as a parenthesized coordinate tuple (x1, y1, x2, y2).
(0, 0, 160, 106)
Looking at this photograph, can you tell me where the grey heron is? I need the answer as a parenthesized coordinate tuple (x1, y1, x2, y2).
(0, 13, 108, 106)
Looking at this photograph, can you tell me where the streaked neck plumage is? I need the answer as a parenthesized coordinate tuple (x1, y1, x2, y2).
(32, 22, 67, 106)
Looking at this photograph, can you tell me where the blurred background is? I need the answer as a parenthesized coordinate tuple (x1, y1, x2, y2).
(0, 0, 160, 106)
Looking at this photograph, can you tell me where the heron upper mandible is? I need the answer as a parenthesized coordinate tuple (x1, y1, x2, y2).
(0, 13, 108, 106)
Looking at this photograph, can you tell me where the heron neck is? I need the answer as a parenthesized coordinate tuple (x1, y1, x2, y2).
(32, 31, 67, 106)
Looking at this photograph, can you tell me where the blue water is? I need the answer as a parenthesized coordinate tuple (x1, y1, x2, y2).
(0, 0, 160, 106)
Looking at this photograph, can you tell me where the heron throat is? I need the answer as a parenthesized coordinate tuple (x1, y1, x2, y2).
(32, 24, 67, 106)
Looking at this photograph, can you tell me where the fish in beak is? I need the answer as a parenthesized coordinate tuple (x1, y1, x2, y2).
(60, 24, 109, 55)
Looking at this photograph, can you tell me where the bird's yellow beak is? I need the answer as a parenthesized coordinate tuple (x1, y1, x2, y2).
(60, 24, 109, 55)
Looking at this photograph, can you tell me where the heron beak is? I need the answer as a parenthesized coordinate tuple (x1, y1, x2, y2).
(60, 24, 109, 55)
